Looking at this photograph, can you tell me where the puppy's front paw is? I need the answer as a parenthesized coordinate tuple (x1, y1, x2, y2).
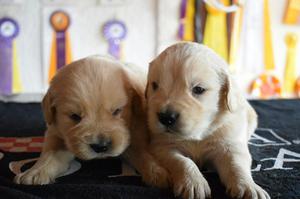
(14, 167, 53, 185)
(228, 181, 270, 199)
(142, 162, 169, 188)
(173, 170, 211, 199)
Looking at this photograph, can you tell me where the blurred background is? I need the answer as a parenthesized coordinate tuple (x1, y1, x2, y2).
(0, 0, 300, 102)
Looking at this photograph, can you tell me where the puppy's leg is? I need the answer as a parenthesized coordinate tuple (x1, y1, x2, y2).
(14, 131, 74, 185)
(124, 148, 169, 188)
(212, 142, 270, 199)
(152, 149, 211, 199)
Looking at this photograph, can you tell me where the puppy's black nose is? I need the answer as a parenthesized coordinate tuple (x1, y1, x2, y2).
(89, 139, 112, 153)
(158, 110, 179, 127)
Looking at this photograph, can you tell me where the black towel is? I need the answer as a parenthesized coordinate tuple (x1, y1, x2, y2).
(0, 99, 299, 199)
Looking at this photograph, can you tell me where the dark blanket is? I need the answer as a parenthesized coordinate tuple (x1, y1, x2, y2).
(0, 100, 299, 199)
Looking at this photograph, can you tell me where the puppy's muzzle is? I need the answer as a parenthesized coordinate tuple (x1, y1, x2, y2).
(89, 138, 112, 153)
(157, 109, 180, 127)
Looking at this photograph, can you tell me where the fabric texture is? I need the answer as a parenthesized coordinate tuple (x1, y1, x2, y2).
(0, 99, 299, 199)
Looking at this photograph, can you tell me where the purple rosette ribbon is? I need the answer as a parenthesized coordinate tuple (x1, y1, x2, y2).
(0, 17, 19, 95)
(103, 20, 127, 59)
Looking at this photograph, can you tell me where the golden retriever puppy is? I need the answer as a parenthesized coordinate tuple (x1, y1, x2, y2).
(14, 56, 168, 187)
(145, 42, 270, 199)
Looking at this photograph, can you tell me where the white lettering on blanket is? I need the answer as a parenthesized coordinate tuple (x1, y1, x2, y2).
(249, 128, 300, 172)
(261, 148, 300, 170)
(252, 148, 300, 171)
(249, 128, 291, 147)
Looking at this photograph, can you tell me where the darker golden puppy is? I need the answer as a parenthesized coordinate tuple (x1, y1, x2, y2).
(14, 56, 168, 187)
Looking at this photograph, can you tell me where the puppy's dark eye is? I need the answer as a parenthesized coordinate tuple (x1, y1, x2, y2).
(70, 114, 82, 123)
(152, 82, 158, 91)
(192, 86, 205, 95)
(112, 108, 122, 116)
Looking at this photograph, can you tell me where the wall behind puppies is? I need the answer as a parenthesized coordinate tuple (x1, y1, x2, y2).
(0, 0, 299, 101)
(0, 0, 157, 102)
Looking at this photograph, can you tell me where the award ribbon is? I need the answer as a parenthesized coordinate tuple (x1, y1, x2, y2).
(283, 0, 300, 25)
(0, 17, 22, 95)
(228, 0, 243, 73)
(283, 33, 298, 97)
(203, 0, 240, 12)
(103, 20, 127, 60)
(296, 77, 300, 97)
(194, 0, 206, 43)
(203, 0, 230, 61)
(48, 10, 72, 82)
(178, 0, 195, 41)
(250, 0, 281, 99)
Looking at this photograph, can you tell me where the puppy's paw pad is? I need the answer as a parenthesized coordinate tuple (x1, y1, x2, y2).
(14, 168, 53, 185)
(173, 172, 211, 199)
(228, 182, 270, 199)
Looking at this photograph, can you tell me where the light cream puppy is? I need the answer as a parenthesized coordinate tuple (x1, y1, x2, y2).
(146, 42, 270, 199)
(14, 56, 168, 187)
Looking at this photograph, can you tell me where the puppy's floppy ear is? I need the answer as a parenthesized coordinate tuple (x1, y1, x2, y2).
(220, 71, 239, 113)
(122, 68, 146, 116)
(145, 61, 154, 100)
(42, 90, 56, 125)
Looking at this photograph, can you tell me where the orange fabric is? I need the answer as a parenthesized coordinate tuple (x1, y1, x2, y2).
(48, 32, 57, 82)
(250, 73, 281, 99)
(65, 31, 72, 65)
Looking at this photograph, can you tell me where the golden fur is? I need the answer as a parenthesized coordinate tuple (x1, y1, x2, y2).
(14, 56, 168, 187)
(145, 42, 270, 199)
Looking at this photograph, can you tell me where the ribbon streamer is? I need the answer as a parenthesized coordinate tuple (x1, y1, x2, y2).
(283, 0, 300, 25)
(228, 0, 243, 72)
(194, 0, 206, 43)
(103, 20, 127, 60)
(0, 17, 22, 95)
(283, 33, 298, 97)
(203, 0, 230, 61)
(249, 0, 281, 99)
(48, 10, 72, 82)
(203, 0, 243, 13)
(178, 0, 195, 41)
(296, 77, 300, 97)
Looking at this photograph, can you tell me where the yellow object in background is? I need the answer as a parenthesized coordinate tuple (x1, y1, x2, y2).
(249, 0, 281, 99)
(228, 0, 243, 73)
(283, 33, 298, 96)
(178, 0, 195, 41)
(203, 0, 229, 61)
(264, 0, 275, 71)
(12, 41, 22, 93)
(184, 0, 195, 41)
(283, 0, 300, 25)
(296, 77, 300, 96)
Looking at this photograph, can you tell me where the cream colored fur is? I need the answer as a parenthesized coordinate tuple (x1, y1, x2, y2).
(145, 42, 270, 199)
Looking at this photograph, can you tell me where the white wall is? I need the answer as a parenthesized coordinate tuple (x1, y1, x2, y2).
(0, 0, 299, 102)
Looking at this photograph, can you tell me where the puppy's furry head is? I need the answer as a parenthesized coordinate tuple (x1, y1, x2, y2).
(43, 56, 144, 160)
(146, 42, 240, 139)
